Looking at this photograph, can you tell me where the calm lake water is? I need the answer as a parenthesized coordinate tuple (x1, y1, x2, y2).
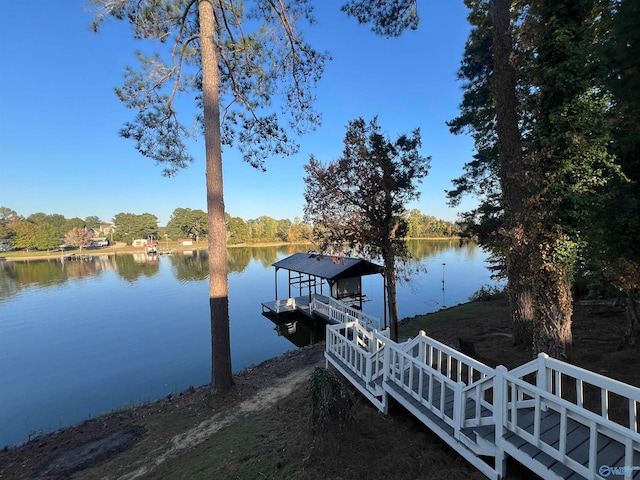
(0, 240, 499, 447)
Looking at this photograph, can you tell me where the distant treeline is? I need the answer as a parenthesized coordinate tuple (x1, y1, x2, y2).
(171, 208, 460, 244)
(0, 206, 460, 250)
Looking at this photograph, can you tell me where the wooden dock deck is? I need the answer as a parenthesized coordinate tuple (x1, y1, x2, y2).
(324, 314, 640, 480)
(261, 294, 383, 330)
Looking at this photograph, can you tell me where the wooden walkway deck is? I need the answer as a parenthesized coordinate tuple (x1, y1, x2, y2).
(324, 312, 640, 480)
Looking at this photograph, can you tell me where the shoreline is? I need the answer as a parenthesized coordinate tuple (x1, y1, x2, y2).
(0, 237, 460, 262)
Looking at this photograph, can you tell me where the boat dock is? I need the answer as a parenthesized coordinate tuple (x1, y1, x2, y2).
(261, 294, 320, 318)
(61, 254, 92, 262)
(261, 294, 383, 330)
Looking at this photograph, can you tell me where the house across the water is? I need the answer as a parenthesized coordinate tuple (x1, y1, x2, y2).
(261, 252, 385, 328)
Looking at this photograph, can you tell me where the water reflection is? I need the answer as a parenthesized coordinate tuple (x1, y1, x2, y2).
(112, 254, 160, 283)
(0, 241, 483, 303)
(406, 238, 479, 261)
(169, 251, 209, 281)
(264, 313, 326, 348)
(0, 259, 68, 303)
(0, 240, 498, 448)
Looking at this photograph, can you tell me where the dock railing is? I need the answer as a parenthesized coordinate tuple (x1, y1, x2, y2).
(502, 353, 640, 480)
(323, 307, 640, 480)
(311, 296, 382, 330)
(383, 331, 497, 438)
(325, 320, 390, 411)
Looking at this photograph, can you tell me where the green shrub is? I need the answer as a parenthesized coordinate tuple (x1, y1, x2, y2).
(308, 367, 353, 429)
(469, 284, 504, 302)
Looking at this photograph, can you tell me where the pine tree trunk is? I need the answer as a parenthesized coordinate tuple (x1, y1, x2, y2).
(199, 0, 233, 391)
(490, 0, 535, 346)
(532, 261, 573, 360)
(624, 289, 640, 346)
(509, 277, 535, 346)
(505, 226, 536, 346)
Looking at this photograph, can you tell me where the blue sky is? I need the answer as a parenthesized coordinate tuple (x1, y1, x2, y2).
(0, 1, 478, 226)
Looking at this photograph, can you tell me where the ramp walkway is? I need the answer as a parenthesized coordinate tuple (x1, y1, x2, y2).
(325, 311, 640, 480)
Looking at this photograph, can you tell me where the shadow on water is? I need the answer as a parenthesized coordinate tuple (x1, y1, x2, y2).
(261, 311, 326, 348)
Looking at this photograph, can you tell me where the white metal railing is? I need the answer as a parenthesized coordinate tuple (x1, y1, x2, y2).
(402, 332, 495, 387)
(311, 296, 382, 330)
(325, 318, 640, 480)
(461, 372, 498, 429)
(385, 339, 462, 430)
(502, 353, 640, 480)
(326, 321, 389, 386)
(383, 331, 497, 435)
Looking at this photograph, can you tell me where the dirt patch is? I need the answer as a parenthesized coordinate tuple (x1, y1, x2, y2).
(32, 426, 144, 479)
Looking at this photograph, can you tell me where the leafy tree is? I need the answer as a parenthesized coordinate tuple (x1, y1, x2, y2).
(0, 206, 18, 241)
(586, 0, 640, 345)
(65, 227, 94, 251)
(26, 213, 74, 238)
(405, 209, 457, 237)
(27, 212, 49, 225)
(35, 223, 61, 251)
(0, 224, 9, 242)
(276, 219, 292, 242)
(304, 117, 430, 341)
(339, 0, 535, 345)
(447, 0, 538, 347)
(112, 212, 159, 244)
(65, 217, 86, 232)
(248, 216, 278, 242)
(227, 216, 251, 244)
(346, 1, 621, 359)
(0, 206, 17, 223)
(12, 221, 39, 252)
(84, 216, 102, 230)
(44, 214, 68, 237)
(287, 218, 313, 242)
(166, 208, 208, 242)
(519, 0, 619, 358)
(91, 0, 326, 391)
(489, 0, 539, 348)
(450, 0, 620, 358)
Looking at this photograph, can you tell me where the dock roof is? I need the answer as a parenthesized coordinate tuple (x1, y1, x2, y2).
(272, 252, 382, 281)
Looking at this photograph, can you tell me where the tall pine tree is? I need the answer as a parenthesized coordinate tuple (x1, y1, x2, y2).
(92, 0, 327, 390)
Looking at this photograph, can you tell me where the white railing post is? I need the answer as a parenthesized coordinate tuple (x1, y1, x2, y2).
(536, 352, 550, 411)
(536, 353, 550, 393)
(453, 381, 464, 440)
(418, 330, 426, 363)
(382, 339, 391, 414)
(494, 365, 507, 479)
